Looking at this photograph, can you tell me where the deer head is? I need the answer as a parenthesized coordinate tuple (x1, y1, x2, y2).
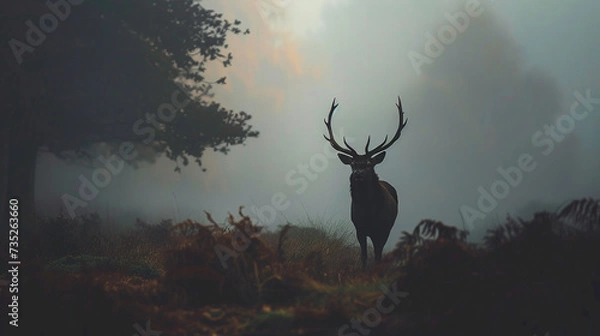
(323, 97, 407, 185)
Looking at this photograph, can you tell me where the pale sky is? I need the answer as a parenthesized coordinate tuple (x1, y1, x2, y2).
(36, 0, 600, 248)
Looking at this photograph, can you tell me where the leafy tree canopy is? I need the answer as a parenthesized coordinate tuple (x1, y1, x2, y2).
(2, 0, 258, 172)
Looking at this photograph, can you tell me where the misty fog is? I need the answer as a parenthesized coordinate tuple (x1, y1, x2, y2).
(35, 0, 600, 249)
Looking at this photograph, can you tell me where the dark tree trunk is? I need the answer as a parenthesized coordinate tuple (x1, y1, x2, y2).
(1, 115, 40, 262)
(1, 125, 8, 219)
(7, 135, 38, 225)
(1, 58, 43, 261)
(0, 126, 9, 263)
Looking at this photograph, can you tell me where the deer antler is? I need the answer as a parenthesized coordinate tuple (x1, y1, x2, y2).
(323, 98, 358, 156)
(365, 96, 407, 157)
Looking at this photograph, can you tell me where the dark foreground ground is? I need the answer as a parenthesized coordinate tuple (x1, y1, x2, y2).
(1, 199, 599, 336)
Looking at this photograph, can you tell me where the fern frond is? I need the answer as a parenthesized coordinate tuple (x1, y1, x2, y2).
(557, 198, 600, 232)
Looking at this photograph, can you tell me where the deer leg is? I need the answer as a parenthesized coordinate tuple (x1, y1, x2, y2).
(374, 226, 392, 264)
(357, 232, 368, 271)
(373, 236, 384, 264)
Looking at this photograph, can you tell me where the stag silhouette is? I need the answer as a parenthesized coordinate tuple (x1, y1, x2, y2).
(324, 97, 407, 271)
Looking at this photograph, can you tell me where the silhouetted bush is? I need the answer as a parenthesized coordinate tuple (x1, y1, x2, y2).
(36, 213, 103, 260)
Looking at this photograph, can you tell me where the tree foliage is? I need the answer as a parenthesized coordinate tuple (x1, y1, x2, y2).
(1, 0, 257, 171)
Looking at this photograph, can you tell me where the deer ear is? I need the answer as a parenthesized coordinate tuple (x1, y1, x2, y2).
(371, 152, 386, 165)
(338, 153, 353, 165)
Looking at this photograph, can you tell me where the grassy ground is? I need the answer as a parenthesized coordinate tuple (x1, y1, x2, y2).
(2, 199, 600, 336)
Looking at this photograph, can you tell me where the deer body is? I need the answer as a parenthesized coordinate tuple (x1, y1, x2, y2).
(324, 97, 407, 270)
(351, 179, 398, 269)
